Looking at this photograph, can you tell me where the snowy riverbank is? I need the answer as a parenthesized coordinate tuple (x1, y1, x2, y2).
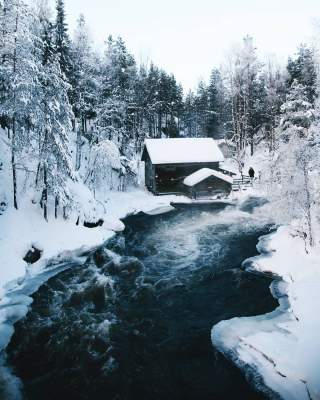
(212, 225, 320, 400)
(0, 190, 182, 298)
(0, 189, 186, 398)
(0, 190, 183, 358)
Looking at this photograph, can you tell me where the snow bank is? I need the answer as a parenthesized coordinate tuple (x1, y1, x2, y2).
(212, 225, 320, 400)
(183, 167, 233, 186)
(0, 201, 113, 298)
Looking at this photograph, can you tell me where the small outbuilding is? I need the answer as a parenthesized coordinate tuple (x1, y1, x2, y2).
(141, 138, 232, 197)
(183, 168, 233, 199)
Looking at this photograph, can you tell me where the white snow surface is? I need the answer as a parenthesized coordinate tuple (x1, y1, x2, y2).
(212, 225, 320, 400)
(218, 162, 238, 175)
(183, 167, 233, 187)
(144, 138, 224, 165)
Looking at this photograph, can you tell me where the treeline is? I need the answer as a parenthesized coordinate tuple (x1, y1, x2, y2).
(0, 0, 185, 218)
(186, 38, 317, 153)
(1, 0, 320, 238)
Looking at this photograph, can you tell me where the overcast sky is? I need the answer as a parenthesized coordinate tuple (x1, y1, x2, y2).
(63, 0, 319, 90)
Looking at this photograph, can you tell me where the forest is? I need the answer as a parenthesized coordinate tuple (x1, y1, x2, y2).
(1, 0, 320, 247)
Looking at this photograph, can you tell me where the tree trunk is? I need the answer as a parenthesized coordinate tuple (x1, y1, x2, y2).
(11, 15, 19, 210)
(303, 163, 313, 247)
(43, 165, 48, 221)
(158, 112, 162, 137)
(55, 196, 59, 219)
(76, 129, 82, 170)
(35, 162, 41, 187)
(11, 118, 18, 209)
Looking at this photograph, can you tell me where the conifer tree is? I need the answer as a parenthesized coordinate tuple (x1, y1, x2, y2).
(287, 45, 317, 103)
(35, 2, 75, 220)
(278, 80, 314, 142)
(55, 0, 71, 80)
(265, 84, 316, 247)
(0, 0, 40, 209)
(207, 69, 226, 138)
(71, 14, 98, 170)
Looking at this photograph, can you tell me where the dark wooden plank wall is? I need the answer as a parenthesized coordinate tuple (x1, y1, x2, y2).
(155, 162, 219, 194)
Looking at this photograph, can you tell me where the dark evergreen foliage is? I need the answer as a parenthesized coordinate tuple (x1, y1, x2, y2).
(287, 45, 317, 103)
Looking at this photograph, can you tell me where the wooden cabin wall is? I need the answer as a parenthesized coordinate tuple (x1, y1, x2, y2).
(144, 155, 156, 193)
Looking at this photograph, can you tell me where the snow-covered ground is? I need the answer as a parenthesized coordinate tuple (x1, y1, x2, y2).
(212, 225, 320, 400)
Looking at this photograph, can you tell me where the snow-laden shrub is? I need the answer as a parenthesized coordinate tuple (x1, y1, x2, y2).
(85, 139, 122, 193)
(66, 179, 104, 223)
(262, 135, 317, 248)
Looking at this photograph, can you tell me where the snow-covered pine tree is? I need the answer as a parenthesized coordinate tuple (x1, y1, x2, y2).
(183, 90, 197, 137)
(194, 80, 209, 137)
(0, 0, 41, 209)
(155, 71, 183, 138)
(207, 69, 227, 138)
(70, 14, 99, 170)
(264, 80, 316, 248)
(278, 80, 314, 142)
(34, 3, 75, 220)
(96, 36, 137, 154)
(263, 59, 287, 151)
(55, 0, 71, 80)
(133, 64, 149, 145)
(145, 63, 161, 137)
(287, 45, 317, 104)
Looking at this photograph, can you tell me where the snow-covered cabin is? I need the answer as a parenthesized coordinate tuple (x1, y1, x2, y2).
(141, 138, 232, 196)
(183, 168, 233, 198)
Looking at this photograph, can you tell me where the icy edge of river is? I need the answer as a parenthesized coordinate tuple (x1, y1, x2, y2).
(0, 248, 95, 399)
(211, 226, 320, 400)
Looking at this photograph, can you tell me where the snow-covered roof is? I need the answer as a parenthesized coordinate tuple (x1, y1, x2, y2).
(219, 162, 238, 175)
(183, 168, 233, 187)
(143, 138, 224, 165)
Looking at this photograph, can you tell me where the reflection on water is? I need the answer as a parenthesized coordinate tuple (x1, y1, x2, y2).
(7, 201, 277, 400)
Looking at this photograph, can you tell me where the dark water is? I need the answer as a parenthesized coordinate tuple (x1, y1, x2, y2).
(7, 200, 277, 400)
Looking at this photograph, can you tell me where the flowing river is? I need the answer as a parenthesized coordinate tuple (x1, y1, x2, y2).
(6, 198, 278, 399)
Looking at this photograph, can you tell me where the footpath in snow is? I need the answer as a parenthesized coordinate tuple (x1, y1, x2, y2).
(212, 225, 320, 400)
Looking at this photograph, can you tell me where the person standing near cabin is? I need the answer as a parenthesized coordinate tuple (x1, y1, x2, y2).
(248, 167, 255, 180)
